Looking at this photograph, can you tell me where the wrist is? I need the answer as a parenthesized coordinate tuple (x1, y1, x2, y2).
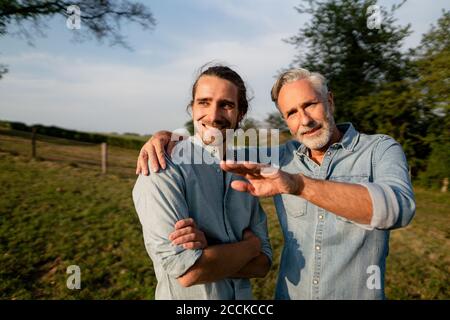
(244, 237, 261, 258)
(285, 173, 304, 196)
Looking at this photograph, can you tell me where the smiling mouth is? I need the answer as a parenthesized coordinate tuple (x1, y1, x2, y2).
(201, 123, 225, 130)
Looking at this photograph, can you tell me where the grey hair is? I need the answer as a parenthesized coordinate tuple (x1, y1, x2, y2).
(271, 68, 329, 106)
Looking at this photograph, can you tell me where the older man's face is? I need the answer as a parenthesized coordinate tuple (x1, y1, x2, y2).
(277, 79, 335, 150)
(192, 75, 241, 145)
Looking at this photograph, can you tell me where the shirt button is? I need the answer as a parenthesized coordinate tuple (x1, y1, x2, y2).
(313, 279, 319, 285)
(315, 245, 321, 251)
(216, 169, 221, 173)
(327, 151, 331, 155)
(319, 215, 324, 220)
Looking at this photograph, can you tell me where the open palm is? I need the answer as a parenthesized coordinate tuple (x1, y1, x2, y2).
(220, 161, 299, 197)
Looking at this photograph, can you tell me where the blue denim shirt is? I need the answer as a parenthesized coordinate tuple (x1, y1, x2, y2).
(274, 123, 415, 299)
(132, 136, 272, 300)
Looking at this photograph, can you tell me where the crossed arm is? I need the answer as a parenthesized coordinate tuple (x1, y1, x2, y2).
(169, 219, 269, 287)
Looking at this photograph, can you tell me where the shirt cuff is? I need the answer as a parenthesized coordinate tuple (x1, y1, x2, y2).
(359, 182, 400, 229)
(161, 247, 203, 279)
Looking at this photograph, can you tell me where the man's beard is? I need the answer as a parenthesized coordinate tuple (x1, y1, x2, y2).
(295, 105, 335, 151)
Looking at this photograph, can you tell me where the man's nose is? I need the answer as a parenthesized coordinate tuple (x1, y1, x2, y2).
(208, 104, 224, 122)
(299, 109, 314, 127)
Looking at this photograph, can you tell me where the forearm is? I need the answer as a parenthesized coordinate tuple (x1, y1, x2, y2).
(177, 239, 260, 287)
(296, 174, 373, 224)
(230, 253, 270, 279)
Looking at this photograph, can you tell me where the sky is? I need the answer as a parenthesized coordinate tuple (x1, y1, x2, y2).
(0, 0, 448, 135)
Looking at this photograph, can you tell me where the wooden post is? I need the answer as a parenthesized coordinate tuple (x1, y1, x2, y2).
(31, 126, 37, 159)
(101, 142, 108, 174)
(442, 177, 448, 193)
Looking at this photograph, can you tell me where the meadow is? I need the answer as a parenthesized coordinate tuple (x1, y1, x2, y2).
(0, 129, 448, 299)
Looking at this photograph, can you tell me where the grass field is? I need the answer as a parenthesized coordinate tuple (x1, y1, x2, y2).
(0, 130, 448, 299)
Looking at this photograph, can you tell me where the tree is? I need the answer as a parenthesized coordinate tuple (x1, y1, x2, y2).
(0, 0, 156, 77)
(240, 117, 261, 131)
(265, 112, 289, 133)
(413, 10, 450, 187)
(184, 119, 194, 136)
(285, 0, 411, 124)
(413, 10, 449, 139)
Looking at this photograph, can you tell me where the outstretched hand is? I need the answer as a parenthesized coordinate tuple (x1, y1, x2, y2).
(220, 161, 303, 197)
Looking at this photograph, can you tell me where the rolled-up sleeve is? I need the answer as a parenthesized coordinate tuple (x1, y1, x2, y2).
(132, 159, 202, 278)
(249, 201, 273, 265)
(360, 136, 416, 230)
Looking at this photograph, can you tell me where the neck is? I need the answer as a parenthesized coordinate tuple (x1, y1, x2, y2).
(309, 125, 342, 164)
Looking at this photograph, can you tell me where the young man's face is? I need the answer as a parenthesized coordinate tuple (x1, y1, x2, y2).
(277, 79, 335, 150)
(192, 75, 241, 145)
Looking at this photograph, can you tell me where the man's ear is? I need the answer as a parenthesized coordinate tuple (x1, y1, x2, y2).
(328, 92, 335, 114)
(237, 113, 245, 127)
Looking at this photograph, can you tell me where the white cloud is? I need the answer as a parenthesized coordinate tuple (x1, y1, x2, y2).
(0, 33, 296, 134)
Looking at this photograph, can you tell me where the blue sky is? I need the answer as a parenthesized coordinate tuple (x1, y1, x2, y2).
(0, 0, 448, 135)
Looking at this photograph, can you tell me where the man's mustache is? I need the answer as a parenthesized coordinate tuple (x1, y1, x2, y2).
(298, 122, 320, 135)
(200, 120, 231, 129)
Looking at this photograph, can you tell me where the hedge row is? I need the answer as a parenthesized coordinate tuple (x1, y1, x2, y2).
(6, 121, 145, 150)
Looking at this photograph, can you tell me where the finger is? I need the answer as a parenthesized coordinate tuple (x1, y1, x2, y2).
(260, 166, 279, 177)
(138, 149, 149, 175)
(172, 234, 197, 245)
(220, 161, 265, 176)
(182, 242, 203, 250)
(153, 139, 167, 170)
(169, 226, 194, 241)
(147, 144, 160, 173)
(174, 218, 196, 230)
(230, 180, 255, 193)
(136, 153, 142, 175)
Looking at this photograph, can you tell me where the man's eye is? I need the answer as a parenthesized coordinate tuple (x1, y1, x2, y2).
(287, 111, 296, 118)
(220, 102, 234, 109)
(198, 101, 208, 106)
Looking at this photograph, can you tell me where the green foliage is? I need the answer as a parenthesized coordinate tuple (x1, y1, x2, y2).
(184, 119, 194, 135)
(417, 138, 450, 189)
(6, 121, 145, 150)
(286, 0, 412, 123)
(0, 153, 156, 299)
(265, 112, 289, 133)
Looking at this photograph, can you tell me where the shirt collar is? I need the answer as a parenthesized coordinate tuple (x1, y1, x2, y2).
(190, 134, 232, 161)
(296, 122, 360, 157)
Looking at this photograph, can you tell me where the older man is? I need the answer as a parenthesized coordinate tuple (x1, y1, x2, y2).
(137, 68, 415, 299)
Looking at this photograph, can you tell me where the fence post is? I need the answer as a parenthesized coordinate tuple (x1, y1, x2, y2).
(31, 126, 37, 159)
(442, 177, 448, 193)
(101, 142, 108, 174)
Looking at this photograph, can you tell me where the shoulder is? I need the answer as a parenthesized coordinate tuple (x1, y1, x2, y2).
(133, 153, 186, 196)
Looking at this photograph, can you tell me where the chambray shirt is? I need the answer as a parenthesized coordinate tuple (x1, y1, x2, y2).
(132, 136, 272, 300)
(274, 123, 416, 299)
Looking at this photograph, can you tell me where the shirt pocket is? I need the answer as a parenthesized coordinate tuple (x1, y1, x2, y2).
(282, 194, 308, 218)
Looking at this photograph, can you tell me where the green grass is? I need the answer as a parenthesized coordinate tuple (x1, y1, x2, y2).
(0, 131, 448, 299)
